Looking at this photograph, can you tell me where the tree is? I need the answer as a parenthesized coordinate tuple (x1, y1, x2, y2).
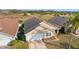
(71, 13, 79, 30)
(67, 13, 79, 34)
(16, 24, 26, 41)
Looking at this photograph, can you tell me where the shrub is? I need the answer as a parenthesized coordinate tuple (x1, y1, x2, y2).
(8, 40, 28, 49)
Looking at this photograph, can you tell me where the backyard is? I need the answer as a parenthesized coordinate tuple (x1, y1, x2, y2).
(44, 34, 79, 49)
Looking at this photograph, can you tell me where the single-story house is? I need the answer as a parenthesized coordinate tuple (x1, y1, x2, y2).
(71, 27, 79, 38)
(24, 16, 71, 41)
(48, 16, 72, 32)
(75, 27, 79, 35)
(0, 18, 19, 46)
(24, 17, 42, 41)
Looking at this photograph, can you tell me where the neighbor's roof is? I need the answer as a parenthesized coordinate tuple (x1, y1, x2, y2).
(0, 18, 19, 36)
(48, 16, 68, 27)
(24, 17, 42, 34)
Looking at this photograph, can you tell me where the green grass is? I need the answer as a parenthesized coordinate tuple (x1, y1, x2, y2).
(8, 40, 29, 49)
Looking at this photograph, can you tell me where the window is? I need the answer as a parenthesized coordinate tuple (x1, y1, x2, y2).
(46, 32, 51, 36)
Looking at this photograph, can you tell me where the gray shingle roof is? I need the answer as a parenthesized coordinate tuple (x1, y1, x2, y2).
(24, 17, 42, 34)
(48, 16, 68, 27)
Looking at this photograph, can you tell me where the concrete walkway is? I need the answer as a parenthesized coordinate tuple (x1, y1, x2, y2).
(29, 40, 47, 49)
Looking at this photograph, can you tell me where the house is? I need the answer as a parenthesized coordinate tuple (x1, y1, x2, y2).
(24, 17, 42, 34)
(0, 18, 19, 46)
(75, 27, 79, 35)
(71, 27, 79, 38)
(48, 16, 72, 33)
(24, 16, 71, 41)
(48, 16, 68, 27)
(24, 17, 42, 41)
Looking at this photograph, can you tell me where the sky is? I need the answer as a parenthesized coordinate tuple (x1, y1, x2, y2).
(0, 0, 79, 9)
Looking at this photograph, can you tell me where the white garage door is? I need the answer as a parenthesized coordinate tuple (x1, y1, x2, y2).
(27, 33, 44, 41)
(0, 34, 13, 46)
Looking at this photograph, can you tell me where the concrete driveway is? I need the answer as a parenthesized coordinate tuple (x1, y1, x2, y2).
(29, 40, 47, 49)
(0, 33, 13, 46)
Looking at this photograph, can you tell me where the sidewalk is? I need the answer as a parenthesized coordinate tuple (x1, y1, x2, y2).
(29, 40, 47, 49)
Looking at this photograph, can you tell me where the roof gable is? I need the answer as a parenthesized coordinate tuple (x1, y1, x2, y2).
(0, 18, 19, 36)
(24, 17, 42, 34)
(48, 16, 68, 27)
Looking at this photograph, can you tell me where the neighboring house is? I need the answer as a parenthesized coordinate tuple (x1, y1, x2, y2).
(75, 27, 79, 35)
(72, 27, 79, 38)
(48, 16, 72, 32)
(24, 16, 71, 41)
(48, 16, 68, 27)
(0, 18, 19, 46)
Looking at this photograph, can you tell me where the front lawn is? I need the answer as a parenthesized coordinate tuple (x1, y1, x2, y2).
(8, 40, 29, 49)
